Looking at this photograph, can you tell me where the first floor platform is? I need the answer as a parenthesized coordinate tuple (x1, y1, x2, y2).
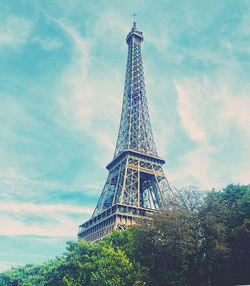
(78, 203, 154, 242)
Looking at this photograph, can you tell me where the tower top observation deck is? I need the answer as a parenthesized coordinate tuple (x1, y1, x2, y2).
(126, 19, 143, 44)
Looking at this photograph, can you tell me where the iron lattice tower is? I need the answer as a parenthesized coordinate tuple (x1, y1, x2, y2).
(78, 20, 176, 242)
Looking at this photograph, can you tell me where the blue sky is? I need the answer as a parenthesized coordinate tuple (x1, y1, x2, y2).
(0, 0, 249, 270)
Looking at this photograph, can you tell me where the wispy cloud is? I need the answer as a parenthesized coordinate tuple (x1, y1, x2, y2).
(0, 215, 77, 236)
(32, 36, 62, 50)
(168, 76, 250, 189)
(175, 81, 207, 142)
(41, 13, 121, 156)
(233, 170, 250, 185)
(219, 88, 250, 135)
(0, 201, 93, 236)
(0, 202, 93, 214)
(170, 145, 218, 189)
(0, 15, 32, 49)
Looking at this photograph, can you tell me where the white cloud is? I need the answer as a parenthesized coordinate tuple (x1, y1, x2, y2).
(91, 10, 129, 47)
(0, 15, 32, 48)
(0, 167, 60, 198)
(169, 145, 218, 189)
(0, 215, 79, 236)
(169, 77, 250, 189)
(33, 36, 62, 50)
(175, 81, 207, 142)
(0, 201, 93, 236)
(41, 14, 121, 155)
(0, 166, 102, 204)
(235, 12, 250, 37)
(42, 14, 95, 131)
(219, 88, 250, 135)
(41, 9, 90, 63)
(153, 119, 175, 157)
(233, 170, 250, 185)
(0, 202, 93, 214)
(98, 132, 115, 152)
(56, 19, 91, 63)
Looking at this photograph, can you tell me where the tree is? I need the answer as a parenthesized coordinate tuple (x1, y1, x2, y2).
(217, 184, 250, 284)
(198, 192, 230, 285)
(131, 208, 201, 286)
(174, 185, 208, 212)
(199, 184, 250, 285)
(60, 238, 146, 286)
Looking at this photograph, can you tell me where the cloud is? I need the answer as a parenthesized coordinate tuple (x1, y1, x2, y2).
(175, 81, 207, 142)
(0, 15, 32, 49)
(0, 165, 103, 203)
(41, 13, 96, 131)
(90, 9, 129, 48)
(41, 13, 121, 156)
(153, 118, 175, 157)
(234, 12, 250, 37)
(0, 201, 93, 236)
(174, 76, 250, 140)
(233, 170, 250, 185)
(168, 76, 250, 189)
(41, 9, 90, 64)
(32, 36, 62, 50)
(0, 215, 77, 236)
(169, 145, 217, 189)
(0, 167, 59, 199)
(219, 88, 250, 135)
(0, 202, 93, 214)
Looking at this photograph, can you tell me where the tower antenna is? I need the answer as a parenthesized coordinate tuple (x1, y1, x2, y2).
(132, 13, 136, 28)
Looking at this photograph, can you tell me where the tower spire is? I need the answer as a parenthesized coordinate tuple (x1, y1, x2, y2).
(78, 22, 177, 242)
(115, 17, 157, 159)
(132, 13, 136, 29)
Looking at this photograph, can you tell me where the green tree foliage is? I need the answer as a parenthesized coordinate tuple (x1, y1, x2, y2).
(61, 238, 145, 286)
(0, 184, 249, 286)
(216, 184, 250, 284)
(0, 259, 67, 286)
(0, 233, 145, 286)
(198, 192, 230, 285)
(197, 184, 250, 285)
(130, 209, 201, 286)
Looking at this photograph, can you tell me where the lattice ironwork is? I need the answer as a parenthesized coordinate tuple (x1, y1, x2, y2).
(92, 152, 176, 217)
(78, 21, 176, 242)
(114, 22, 157, 158)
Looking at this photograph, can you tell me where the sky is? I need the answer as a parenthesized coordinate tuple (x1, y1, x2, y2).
(0, 0, 249, 270)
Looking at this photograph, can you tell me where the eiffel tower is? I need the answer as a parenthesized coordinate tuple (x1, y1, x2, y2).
(78, 19, 176, 242)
